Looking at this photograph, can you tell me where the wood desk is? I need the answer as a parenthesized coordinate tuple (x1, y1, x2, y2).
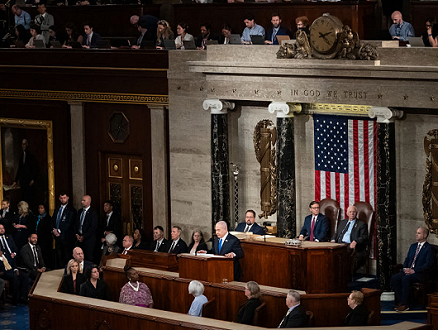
(178, 253, 234, 283)
(238, 235, 348, 293)
(127, 249, 179, 271)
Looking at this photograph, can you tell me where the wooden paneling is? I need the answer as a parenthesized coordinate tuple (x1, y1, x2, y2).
(24, 4, 161, 38)
(179, 254, 234, 283)
(428, 293, 438, 330)
(173, 2, 377, 40)
(239, 240, 348, 293)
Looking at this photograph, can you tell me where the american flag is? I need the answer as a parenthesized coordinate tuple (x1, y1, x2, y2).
(314, 114, 377, 217)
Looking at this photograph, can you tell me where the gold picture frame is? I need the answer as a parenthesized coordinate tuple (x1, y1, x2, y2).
(0, 118, 55, 215)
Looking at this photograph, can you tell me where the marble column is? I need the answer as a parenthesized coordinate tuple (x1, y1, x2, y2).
(203, 99, 235, 234)
(268, 102, 302, 238)
(369, 107, 403, 291)
(68, 101, 86, 210)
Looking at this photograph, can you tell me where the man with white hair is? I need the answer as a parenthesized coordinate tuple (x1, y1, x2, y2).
(333, 205, 368, 274)
(389, 11, 415, 41)
(199, 221, 244, 281)
(278, 290, 307, 328)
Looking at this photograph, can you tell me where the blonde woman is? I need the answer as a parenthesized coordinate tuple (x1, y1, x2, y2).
(13, 201, 31, 251)
(60, 259, 86, 295)
(156, 20, 174, 49)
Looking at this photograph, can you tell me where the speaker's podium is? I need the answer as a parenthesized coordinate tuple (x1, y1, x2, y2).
(178, 253, 233, 283)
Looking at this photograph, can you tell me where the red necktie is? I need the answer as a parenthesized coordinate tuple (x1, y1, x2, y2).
(310, 217, 316, 241)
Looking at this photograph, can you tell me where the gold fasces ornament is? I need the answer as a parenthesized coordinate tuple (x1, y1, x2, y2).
(423, 129, 438, 236)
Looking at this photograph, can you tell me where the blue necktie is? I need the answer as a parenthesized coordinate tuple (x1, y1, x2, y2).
(56, 207, 63, 229)
(79, 210, 86, 234)
(218, 238, 223, 253)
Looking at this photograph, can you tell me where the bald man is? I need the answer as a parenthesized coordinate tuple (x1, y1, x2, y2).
(389, 11, 415, 41)
(75, 195, 98, 262)
(333, 205, 368, 274)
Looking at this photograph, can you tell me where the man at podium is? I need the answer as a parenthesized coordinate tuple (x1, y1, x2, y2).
(235, 210, 265, 235)
(199, 221, 244, 281)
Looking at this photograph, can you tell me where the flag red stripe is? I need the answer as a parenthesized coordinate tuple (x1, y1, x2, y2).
(353, 120, 360, 204)
(363, 120, 370, 203)
(315, 170, 321, 201)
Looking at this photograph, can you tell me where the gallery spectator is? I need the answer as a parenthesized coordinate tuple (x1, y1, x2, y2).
(175, 22, 194, 49)
(241, 12, 265, 44)
(195, 23, 218, 50)
(81, 23, 101, 49)
(156, 20, 174, 50)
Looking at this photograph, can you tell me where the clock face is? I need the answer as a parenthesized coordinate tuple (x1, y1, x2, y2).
(310, 17, 338, 54)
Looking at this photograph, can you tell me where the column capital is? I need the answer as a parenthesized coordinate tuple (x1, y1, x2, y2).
(203, 99, 235, 114)
(368, 107, 403, 123)
(268, 102, 302, 118)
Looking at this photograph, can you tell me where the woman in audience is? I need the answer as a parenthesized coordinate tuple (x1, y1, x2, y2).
(119, 266, 153, 307)
(188, 280, 208, 316)
(133, 228, 148, 250)
(25, 24, 45, 48)
(175, 22, 194, 49)
(99, 233, 120, 269)
(293, 16, 310, 39)
(156, 20, 174, 49)
(188, 230, 207, 254)
(61, 259, 86, 295)
(63, 22, 83, 48)
(13, 201, 31, 251)
(423, 18, 437, 47)
(236, 281, 262, 325)
(47, 25, 64, 47)
(33, 204, 52, 268)
(13, 24, 31, 46)
(80, 265, 111, 300)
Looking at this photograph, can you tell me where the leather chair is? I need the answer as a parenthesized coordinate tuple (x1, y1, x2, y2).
(306, 310, 314, 327)
(319, 198, 341, 239)
(253, 302, 266, 327)
(202, 297, 216, 318)
(353, 201, 374, 273)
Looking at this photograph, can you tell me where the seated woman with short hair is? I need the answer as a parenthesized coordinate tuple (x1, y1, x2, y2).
(60, 259, 86, 295)
(188, 280, 208, 316)
(25, 24, 45, 48)
(79, 265, 110, 300)
(236, 281, 262, 325)
(119, 266, 153, 308)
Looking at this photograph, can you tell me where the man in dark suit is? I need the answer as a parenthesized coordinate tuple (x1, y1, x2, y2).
(82, 23, 101, 49)
(200, 221, 244, 281)
(342, 290, 369, 326)
(0, 223, 29, 305)
(52, 192, 76, 268)
(167, 226, 188, 254)
(0, 199, 15, 235)
(235, 209, 265, 235)
(333, 205, 368, 274)
(150, 225, 169, 252)
(121, 235, 134, 255)
(99, 200, 122, 248)
(65, 247, 93, 275)
(299, 201, 329, 242)
(278, 289, 307, 328)
(391, 227, 436, 312)
(20, 233, 46, 280)
(75, 195, 98, 262)
(264, 13, 290, 45)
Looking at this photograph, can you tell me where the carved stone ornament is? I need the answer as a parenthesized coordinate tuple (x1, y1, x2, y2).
(203, 99, 235, 114)
(423, 129, 438, 236)
(368, 107, 403, 123)
(268, 102, 302, 118)
(253, 120, 277, 219)
(37, 308, 51, 329)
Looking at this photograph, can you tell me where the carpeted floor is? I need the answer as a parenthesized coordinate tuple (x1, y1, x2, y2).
(0, 303, 29, 330)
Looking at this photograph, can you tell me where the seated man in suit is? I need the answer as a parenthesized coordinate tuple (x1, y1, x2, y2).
(342, 290, 369, 326)
(299, 201, 329, 242)
(168, 226, 188, 254)
(121, 235, 134, 255)
(278, 289, 307, 328)
(332, 205, 368, 274)
(150, 225, 169, 252)
(82, 23, 101, 49)
(0, 199, 15, 235)
(235, 209, 265, 235)
(199, 221, 244, 281)
(264, 13, 290, 45)
(391, 227, 436, 312)
(20, 233, 46, 280)
(0, 223, 29, 305)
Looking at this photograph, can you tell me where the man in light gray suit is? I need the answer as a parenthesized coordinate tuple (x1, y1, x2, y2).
(34, 3, 54, 44)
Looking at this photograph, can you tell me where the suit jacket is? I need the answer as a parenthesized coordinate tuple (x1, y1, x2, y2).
(168, 238, 188, 254)
(0, 234, 18, 268)
(300, 214, 329, 242)
(52, 203, 77, 241)
(187, 241, 208, 253)
(0, 209, 15, 235)
(279, 304, 307, 328)
(265, 25, 291, 45)
(403, 241, 435, 276)
(342, 304, 369, 326)
(334, 219, 368, 254)
(236, 297, 261, 325)
(34, 12, 54, 43)
(235, 222, 265, 235)
(82, 32, 102, 48)
(15, 150, 38, 186)
(60, 272, 86, 295)
(75, 207, 99, 242)
(20, 243, 45, 272)
(80, 279, 110, 300)
(99, 212, 122, 239)
(208, 233, 244, 281)
(33, 213, 52, 249)
(150, 238, 169, 252)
